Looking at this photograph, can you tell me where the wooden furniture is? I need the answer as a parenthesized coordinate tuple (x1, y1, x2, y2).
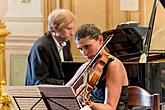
(128, 86, 160, 110)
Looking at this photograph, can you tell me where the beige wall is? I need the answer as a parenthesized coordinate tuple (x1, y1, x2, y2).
(1, 0, 165, 61)
(0, 0, 165, 85)
(61, 0, 165, 61)
(0, 0, 7, 20)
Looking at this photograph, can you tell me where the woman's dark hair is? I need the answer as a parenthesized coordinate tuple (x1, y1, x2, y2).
(74, 24, 102, 41)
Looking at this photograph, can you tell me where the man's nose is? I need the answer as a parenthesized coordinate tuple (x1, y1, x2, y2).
(70, 32, 73, 36)
(69, 30, 74, 36)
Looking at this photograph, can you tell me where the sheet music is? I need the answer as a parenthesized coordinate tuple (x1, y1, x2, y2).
(38, 85, 80, 110)
(5, 86, 47, 110)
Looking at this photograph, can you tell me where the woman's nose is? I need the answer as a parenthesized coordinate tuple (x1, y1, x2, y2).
(82, 49, 88, 56)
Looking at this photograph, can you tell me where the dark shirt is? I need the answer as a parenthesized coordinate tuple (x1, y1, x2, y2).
(25, 31, 73, 85)
(90, 58, 128, 110)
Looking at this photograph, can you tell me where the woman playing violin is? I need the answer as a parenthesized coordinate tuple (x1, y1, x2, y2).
(66, 24, 128, 110)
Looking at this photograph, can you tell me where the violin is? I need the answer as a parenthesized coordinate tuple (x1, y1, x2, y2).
(82, 51, 113, 106)
(86, 52, 110, 90)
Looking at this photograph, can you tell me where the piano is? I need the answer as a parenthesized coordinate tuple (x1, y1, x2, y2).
(102, 0, 165, 103)
(102, 22, 165, 102)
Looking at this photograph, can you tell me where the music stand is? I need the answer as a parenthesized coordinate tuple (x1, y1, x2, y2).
(38, 86, 81, 110)
(5, 86, 81, 110)
(13, 93, 47, 110)
(5, 86, 47, 110)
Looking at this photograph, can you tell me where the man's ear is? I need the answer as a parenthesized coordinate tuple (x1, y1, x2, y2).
(50, 23, 58, 30)
(53, 24, 58, 29)
(50, 24, 58, 33)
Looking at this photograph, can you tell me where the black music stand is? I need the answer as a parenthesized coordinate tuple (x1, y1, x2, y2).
(9, 86, 81, 110)
(13, 93, 47, 110)
(38, 86, 81, 110)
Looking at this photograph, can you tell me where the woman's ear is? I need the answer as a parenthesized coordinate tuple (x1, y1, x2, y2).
(98, 35, 104, 44)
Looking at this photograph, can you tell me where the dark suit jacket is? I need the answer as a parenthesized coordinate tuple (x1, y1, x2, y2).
(25, 31, 73, 85)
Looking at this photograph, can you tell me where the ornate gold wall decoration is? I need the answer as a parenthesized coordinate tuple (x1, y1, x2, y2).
(0, 20, 13, 110)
